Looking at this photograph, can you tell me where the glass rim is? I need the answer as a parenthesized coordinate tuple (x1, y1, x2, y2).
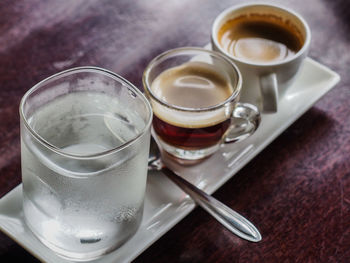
(19, 66, 153, 159)
(142, 47, 242, 113)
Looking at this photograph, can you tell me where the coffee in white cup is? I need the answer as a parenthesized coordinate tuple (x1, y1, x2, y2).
(211, 3, 311, 112)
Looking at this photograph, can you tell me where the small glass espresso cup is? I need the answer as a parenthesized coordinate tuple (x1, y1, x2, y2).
(143, 47, 260, 161)
(20, 67, 152, 261)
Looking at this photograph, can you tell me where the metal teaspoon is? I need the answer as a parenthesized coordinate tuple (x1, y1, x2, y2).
(148, 137, 262, 242)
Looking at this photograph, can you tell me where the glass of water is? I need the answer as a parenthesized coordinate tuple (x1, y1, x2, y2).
(19, 67, 152, 261)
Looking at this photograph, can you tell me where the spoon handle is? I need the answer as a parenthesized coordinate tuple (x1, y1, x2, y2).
(161, 167, 262, 242)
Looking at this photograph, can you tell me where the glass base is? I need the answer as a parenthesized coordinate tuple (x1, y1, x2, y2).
(156, 137, 220, 161)
(24, 216, 137, 262)
(22, 193, 142, 262)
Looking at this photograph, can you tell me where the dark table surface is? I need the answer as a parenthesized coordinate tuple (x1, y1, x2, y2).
(0, 0, 349, 262)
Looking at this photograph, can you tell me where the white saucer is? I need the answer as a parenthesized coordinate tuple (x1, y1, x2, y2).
(0, 57, 340, 263)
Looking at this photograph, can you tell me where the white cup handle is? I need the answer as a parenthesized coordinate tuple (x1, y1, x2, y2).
(259, 73, 278, 112)
(224, 102, 260, 144)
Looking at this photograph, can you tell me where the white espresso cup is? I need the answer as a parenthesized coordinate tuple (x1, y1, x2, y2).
(211, 3, 311, 112)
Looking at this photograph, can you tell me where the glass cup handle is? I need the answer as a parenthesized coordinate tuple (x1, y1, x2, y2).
(223, 102, 261, 144)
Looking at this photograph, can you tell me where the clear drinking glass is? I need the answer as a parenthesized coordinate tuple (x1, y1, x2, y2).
(19, 67, 152, 261)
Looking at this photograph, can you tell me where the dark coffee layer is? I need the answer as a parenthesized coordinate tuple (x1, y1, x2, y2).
(153, 114, 231, 149)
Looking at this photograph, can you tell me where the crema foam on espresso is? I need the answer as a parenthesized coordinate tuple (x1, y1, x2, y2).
(150, 62, 234, 128)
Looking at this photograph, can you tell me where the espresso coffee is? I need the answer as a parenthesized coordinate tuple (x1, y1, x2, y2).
(150, 62, 234, 149)
(218, 15, 304, 63)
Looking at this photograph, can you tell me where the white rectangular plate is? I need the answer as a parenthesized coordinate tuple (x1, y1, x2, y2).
(0, 57, 340, 263)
